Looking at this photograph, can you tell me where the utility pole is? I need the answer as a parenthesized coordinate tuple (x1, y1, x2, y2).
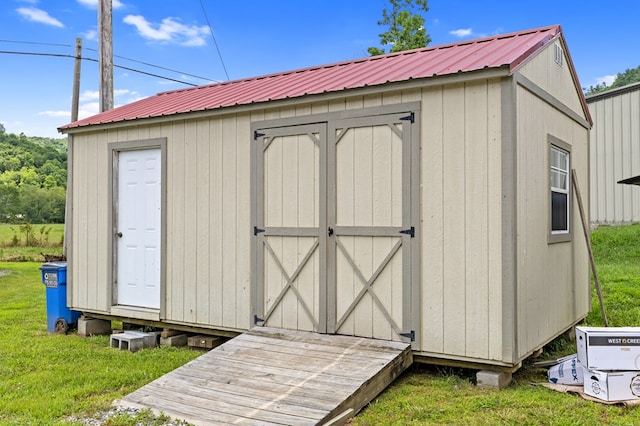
(64, 38, 82, 260)
(98, 0, 113, 112)
(71, 38, 82, 122)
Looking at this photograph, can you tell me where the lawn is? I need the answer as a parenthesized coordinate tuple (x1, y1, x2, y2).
(0, 262, 202, 425)
(0, 223, 64, 262)
(1, 224, 640, 424)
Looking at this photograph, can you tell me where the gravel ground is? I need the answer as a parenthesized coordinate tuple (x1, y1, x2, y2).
(65, 406, 192, 425)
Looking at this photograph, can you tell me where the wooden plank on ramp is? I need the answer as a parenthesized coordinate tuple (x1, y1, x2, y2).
(115, 326, 412, 425)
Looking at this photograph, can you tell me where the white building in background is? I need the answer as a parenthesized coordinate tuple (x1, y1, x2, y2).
(588, 82, 640, 224)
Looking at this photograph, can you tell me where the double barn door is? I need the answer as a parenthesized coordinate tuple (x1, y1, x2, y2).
(252, 107, 419, 343)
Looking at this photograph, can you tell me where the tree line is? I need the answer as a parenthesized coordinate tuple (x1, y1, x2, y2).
(584, 65, 640, 96)
(0, 123, 67, 223)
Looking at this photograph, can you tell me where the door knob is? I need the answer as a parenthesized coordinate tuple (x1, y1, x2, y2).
(115, 232, 123, 238)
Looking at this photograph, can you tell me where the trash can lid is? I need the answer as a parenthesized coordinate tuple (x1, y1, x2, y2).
(40, 261, 67, 270)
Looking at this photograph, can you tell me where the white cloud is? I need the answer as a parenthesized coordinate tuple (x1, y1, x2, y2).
(16, 7, 64, 27)
(37, 110, 69, 118)
(75, 89, 145, 119)
(78, 102, 100, 119)
(114, 88, 141, 99)
(76, 0, 124, 9)
(123, 15, 210, 46)
(450, 28, 473, 38)
(595, 75, 616, 87)
(82, 29, 98, 41)
(79, 90, 99, 102)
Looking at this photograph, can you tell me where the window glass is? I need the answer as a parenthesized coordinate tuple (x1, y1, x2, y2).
(550, 144, 569, 234)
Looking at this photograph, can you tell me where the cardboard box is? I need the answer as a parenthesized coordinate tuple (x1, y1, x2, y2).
(583, 367, 640, 401)
(576, 326, 640, 370)
(547, 354, 583, 385)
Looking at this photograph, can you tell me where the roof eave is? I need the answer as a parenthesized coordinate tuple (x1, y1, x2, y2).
(60, 67, 512, 135)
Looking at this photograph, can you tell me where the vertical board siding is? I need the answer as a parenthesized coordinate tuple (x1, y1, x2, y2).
(421, 80, 503, 360)
(486, 81, 504, 361)
(183, 122, 198, 324)
(441, 83, 467, 356)
(167, 114, 252, 330)
(170, 122, 186, 322)
(464, 81, 490, 359)
(422, 86, 445, 353)
(195, 119, 210, 325)
(589, 87, 640, 223)
(515, 89, 590, 358)
(71, 132, 111, 312)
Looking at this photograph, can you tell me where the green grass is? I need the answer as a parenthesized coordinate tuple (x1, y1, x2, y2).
(0, 223, 64, 262)
(2, 224, 640, 424)
(0, 262, 202, 425)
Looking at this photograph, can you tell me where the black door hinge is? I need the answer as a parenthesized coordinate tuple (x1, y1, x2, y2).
(254, 130, 265, 140)
(254, 314, 264, 325)
(400, 330, 415, 341)
(400, 112, 415, 123)
(399, 226, 415, 238)
(254, 226, 265, 235)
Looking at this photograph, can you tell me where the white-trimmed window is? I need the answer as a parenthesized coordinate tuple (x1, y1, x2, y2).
(549, 136, 571, 243)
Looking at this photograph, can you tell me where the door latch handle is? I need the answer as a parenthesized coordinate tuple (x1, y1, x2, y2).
(115, 232, 123, 238)
(327, 227, 334, 237)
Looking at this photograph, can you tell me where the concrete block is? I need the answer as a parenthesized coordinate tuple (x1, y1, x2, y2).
(160, 334, 188, 347)
(110, 331, 157, 353)
(476, 370, 512, 389)
(78, 317, 112, 337)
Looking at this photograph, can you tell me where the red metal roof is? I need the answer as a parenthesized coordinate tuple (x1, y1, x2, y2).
(61, 25, 571, 131)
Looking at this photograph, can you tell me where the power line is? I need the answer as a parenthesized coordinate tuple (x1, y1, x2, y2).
(0, 39, 72, 48)
(0, 50, 199, 86)
(199, 0, 229, 81)
(85, 47, 216, 83)
(1, 38, 216, 83)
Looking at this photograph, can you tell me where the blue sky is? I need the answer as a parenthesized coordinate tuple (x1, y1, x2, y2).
(1, 0, 639, 138)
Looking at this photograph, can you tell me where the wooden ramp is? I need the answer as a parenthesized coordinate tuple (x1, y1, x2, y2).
(115, 326, 412, 425)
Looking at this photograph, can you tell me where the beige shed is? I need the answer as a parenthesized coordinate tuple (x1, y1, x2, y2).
(60, 25, 592, 371)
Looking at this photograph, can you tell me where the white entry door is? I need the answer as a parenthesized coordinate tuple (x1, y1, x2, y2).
(116, 148, 162, 309)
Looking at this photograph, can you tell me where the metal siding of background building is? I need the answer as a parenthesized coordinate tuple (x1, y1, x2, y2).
(588, 83, 640, 224)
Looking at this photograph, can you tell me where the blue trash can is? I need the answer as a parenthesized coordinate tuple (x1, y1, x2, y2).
(40, 261, 81, 333)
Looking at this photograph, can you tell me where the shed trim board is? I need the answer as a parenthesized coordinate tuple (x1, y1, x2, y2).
(515, 73, 591, 129)
(251, 103, 420, 345)
(107, 138, 167, 320)
(501, 76, 518, 364)
(65, 135, 74, 304)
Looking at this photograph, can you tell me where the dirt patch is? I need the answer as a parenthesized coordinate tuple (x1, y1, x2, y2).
(0, 270, 11, 277)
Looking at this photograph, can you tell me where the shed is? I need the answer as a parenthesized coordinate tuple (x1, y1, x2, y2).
(587, 82, 640, 224)
(60, 25, 591, 370)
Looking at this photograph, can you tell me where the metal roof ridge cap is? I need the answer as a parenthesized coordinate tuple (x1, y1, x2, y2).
(508, 26, 560, 72)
